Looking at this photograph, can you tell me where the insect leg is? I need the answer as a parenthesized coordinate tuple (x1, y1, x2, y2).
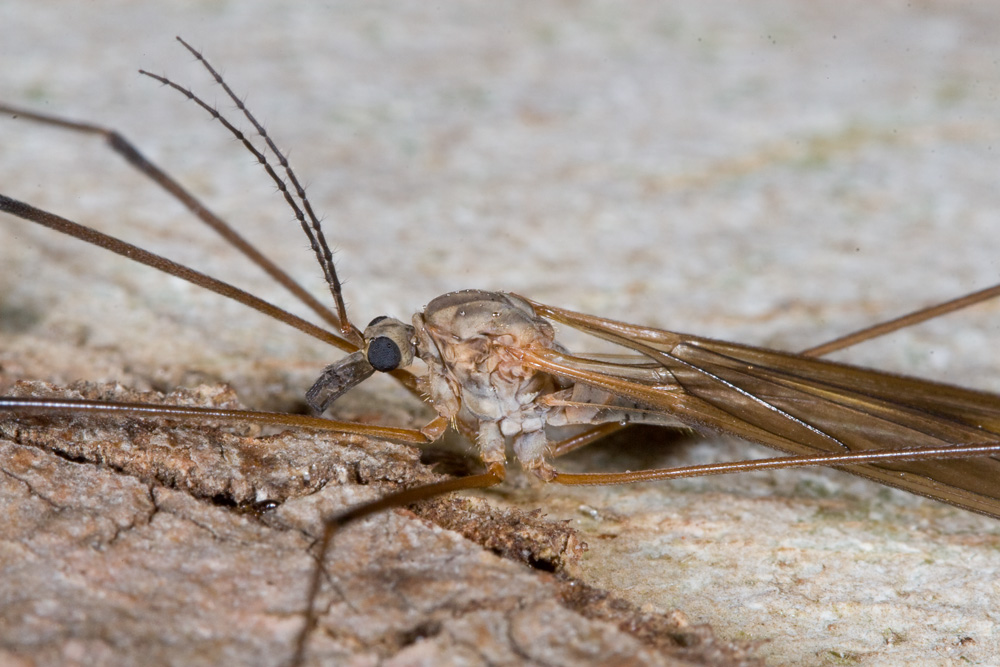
(0, 396, 430, 443)
(0, 195, 350, 352)
(0, 101, 341, 331)
(548, 422, 626, 458)
(547, 441, 1000, 485)
(290, 461, 507, 667)
(801, 282, 1000, 357)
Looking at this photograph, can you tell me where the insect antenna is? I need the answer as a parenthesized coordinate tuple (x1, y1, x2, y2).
(0, 100, 346, 334)
(140, 36, 362, 347)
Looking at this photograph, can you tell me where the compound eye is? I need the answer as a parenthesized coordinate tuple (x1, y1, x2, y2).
(367, 336, 402, 372)
(363, 316, 415, 370)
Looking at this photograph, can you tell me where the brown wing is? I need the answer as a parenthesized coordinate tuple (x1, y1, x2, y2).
(519, 297, 1000, 519)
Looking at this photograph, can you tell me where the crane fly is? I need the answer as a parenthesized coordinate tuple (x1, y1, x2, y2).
(2, 38, 1000, 666)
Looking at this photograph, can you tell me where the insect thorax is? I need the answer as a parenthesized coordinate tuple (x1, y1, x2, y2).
(414, 290, 562, 477)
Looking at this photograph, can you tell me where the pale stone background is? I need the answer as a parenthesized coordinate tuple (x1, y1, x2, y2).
(2, 2, 1000, 665)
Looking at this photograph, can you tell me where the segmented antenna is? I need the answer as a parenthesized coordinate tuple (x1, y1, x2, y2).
(139, 37, 363, 347)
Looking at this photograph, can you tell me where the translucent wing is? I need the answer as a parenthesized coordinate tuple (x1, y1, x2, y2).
(519, 297, 1000, 518)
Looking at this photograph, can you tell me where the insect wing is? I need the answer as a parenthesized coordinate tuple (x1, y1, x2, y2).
(520, 298, 1000, 518)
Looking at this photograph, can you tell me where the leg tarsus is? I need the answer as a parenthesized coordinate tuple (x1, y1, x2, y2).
(289, 462, 505, 667)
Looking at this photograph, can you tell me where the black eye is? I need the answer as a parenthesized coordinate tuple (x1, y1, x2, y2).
(367, 315, 388, 327)
(367, 336, 402, 372)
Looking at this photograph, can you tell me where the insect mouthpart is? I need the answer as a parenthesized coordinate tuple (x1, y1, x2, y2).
(304, 316, 416, 414)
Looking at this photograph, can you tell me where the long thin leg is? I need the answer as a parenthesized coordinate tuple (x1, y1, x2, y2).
(801, 282, 1000, 357)
(549, 422, 626, 458)
(0, 396, 430, 443)
(5, 37, 364, 347)
(0, 194, 352, 353)
(0, 194, 423, 394)
(289, 462, 506, 667)
(548, 441, 1000, 485)
(0, 101, 342, 332)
